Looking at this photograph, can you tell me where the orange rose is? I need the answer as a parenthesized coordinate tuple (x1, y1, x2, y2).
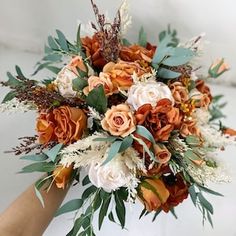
(82, 34, 106, 69)
(135, 99, 182, 142)
(83, 73, 116, 96)
(101, 104, 136, 137)
(120, 44, 156, 63)
(138, 178, 170, 212)
(195, 79, 212, 104)
(170, 81, 189, 104)
(180, 119, 201, 137)
(154, 144, 171, 164)
(53, 106, 87, 144)
(161, 173, 189, 212)
(103, 61, 150, 90)
(208, 58, 229, 78)
(68, 56, 87, 75)
(53, 165, 73, 189)
(36, 112, 56, 144)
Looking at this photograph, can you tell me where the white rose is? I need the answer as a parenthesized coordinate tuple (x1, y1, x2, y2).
(54, 66, 77, 98)
(127, 80, 174, 110)
(88, 155, 130, 192)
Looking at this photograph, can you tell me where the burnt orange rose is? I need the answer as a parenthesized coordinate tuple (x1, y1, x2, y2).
(101, 104, 136, 137)
(170, 81, 189, 104)
(53, 165, 73, 189)
(161, 173, 189, 212)
(120, 44, 156, 63)
(154, 144, 171, 164)
(103, 61, 150, 90)
(196, 79, 212, 102)
(53, 106, 87, 144)
(180, 119, 201, 138)
(138, 178, 170, 212)
(82, 34, 106, 69)
(135, 99, 182, 142)
(36, 112, 56, 144)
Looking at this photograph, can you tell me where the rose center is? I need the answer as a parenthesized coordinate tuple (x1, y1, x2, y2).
(114, 116, 124, 126)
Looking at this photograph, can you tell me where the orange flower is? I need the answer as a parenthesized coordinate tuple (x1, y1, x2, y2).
(68, 56, 87, 75)
(81, 34, 106, 69)
(135, 99, 182, 142)
(53, 106, 87, 144)
(195, 79, 212, 106)
(161, 173, 189, 212)
(120, 44, 156, 63)
(223, 128, 236, 136)
(36, 106, 87, 145)
(83, 73, 116, 96)
(138, 178, 170, 212)
(180, 119, 201, 138)
(101, 104, 136, 137)
(208, 58, 229, 78)
(170, 81, 189, 104)
(36, 112, 56, 144)
(53, 165, 73, 189)
(154, 144, 171, 164)
(103, 61, 150, 90)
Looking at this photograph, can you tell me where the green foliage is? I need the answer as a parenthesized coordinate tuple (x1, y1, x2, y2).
(82, 175, 91, 186)
(157, 68, 182, 79)
(114, 191, 126, 228)
(85, 86, 107, 114)
(72, 77, 88, 91)
(20, 154, 48, 162)
(43, 143, 63, 163)
(2, 91, 17, 103)
(122, 38, 131, 46)
(136, 125, 155, 144)
(159, 25, 179, 47)
(138, 26, 147, 47)
(209, 94, 227, 121)
(19, 162, 55, 173)
(34, 177, 50, 207)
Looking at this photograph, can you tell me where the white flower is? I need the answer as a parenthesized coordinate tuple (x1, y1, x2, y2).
(54, 66, 77, 98)
(127, 80, 174, 110)
(88, 154, 131, 192)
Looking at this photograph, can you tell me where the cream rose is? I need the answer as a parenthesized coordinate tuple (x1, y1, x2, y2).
(101, 104, 136, 137)
(127, 80, 174, 110)
(88, 155, 131, 192)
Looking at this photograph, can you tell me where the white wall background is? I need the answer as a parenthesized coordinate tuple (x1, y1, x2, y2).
(1, 1, 236, 236)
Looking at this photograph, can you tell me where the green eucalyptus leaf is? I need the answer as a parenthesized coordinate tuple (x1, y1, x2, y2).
(152, 209, 162, 222)
(198, 192, 214, 214)
(162, 54, 194, 67)
(184, 150, 201, 161)
(93, 136, 118, 143)
(119, 136, 133, 153)
(189, 185, 197, 206)
(19, 162, 55, 173)
(35, 178, 47, 208)
(82, 185, 97, 200)
(122, 38, 131, 46)
(138, 26, 147, 47)
(48, 36, 59, 50)
(136, 125, 155, 144)
(85, 85, 107, 114)
(2, 91, 16, 103)
(15, 65, 26, 79)
(56, 29, 69, 52)
(43, 143, 63, 163)
(197, 185, 224, 197)
(55, 199, 84, 217)
(20, 154, 48, 162)
(82, 175, 91, 186)
(6, 72, 22, 87)
(114, 192, 126, 228)
(157, 68, 181, 79)
(72, 77, 88, 91)
(186, 135, 201, 146)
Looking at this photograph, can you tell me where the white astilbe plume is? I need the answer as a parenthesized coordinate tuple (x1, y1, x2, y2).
(0, 98, 34, 114)
(87, 106, 103, 129)
(131, 69, 157, 84)
(119, 0, 132, 35)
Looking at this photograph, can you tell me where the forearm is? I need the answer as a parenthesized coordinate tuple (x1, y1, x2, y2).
(0, 180, 69, 236)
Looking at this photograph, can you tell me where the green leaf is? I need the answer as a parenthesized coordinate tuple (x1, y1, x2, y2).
(2, 91, 16, 103)
(139, 208, 147, 219)
(108, 212, 116, 223)
(152, 209, 162, 222)
(198, 192, 214, 214)
(119, 136, 133, 153)
(122, 38, 131, 46)
(136, 125, 155, 144)
(6, 72, 22, 87)
(185, 135, 201, 146)
(15, 65, 26, 79)
(43, 143, 63, 163)
(170, 208, 178, 219)
(93, 191, 102, 211)
(55, 199, 84, 217)
(43, 54, 62, 62)
(158, 68, 181, 79)
(82, 185, 97, 200)
(207, 210, 214, 228)
(19, 162, 55, 173)
(93, 136, 119, 143)
(85, 85, 107, 114)
(197, 185, 224, 197)
(102, 140, 123, 165)
(68, 216, 84, 236)
(56, 30, 69, 52)
(76, 24, 83, 49)
(184, 150, 201, 162)
(48, 36, 59, 50)
(82, 175, 91, 186)
(98, 193, 112, 230)
(72, 77, 88, 91)
(46, 66, 61, 74)
(138, 26, 147, 47)
(189, 185, 197, 206)
(20, 154, 48, 162)
(114, 192, 126, 228)
(162, 54, 193, 67)
(35, 178, 47, 207)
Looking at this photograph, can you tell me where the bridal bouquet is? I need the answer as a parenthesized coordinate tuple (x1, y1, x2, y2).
(1, 0, 235, 235)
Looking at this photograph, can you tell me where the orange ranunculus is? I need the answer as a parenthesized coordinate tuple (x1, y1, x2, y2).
(161, 173, 189, 212)
(120, 44, 156, 63)
(83, 73, 116, 96)
(195, 79, 212, 102)
(135, 99, 182, 142)
(153, 144, 171, 164)
(53, 165, 73, 189)
(81, 34, 106, 69)
(53, 106, 87, 144)
(170, 81, 189, 105)
(101, 104, 136, 137)
(36, 112, 56, 144)
(223, 128, 236, 136)
(180, 119, 201, 138)
(138, 178, 170, 212)
(103, 61, 150, 90)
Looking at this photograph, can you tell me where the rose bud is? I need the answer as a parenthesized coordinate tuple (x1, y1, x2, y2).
(153, 144, 171, 164)
(138, 178, 169, 212)
(208, 58, 229, 78)
(223, 127, 236, 136)
(53, 165, 73, 189)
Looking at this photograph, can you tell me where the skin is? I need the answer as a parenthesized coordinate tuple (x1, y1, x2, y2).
(0, 181, 69, 236)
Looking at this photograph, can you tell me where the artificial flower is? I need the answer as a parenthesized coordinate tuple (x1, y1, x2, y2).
(127, 80, 174, 110)
(180, 119, 201, 137)
(101, 104, 136, 137)
(170, 81, 189, 104)
(208, 58, 230, 78)
(53, 165, 73, 189)
(154, 144, 171, 164)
